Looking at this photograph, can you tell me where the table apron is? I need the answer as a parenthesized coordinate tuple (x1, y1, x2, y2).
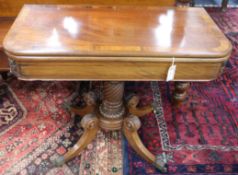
(9, 59, 226, 81)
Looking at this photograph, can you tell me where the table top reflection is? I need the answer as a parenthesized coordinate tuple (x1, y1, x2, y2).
(3, 5, 231, 59)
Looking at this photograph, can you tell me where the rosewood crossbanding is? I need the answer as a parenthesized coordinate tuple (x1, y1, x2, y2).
(3, 5, 231, 172)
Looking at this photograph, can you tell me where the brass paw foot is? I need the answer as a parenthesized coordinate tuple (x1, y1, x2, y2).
(122, 115, 167, 172)
(70, 91, 97, 116)
(55, 113, 99, 164)
(155, 153, 168, 173)
(126, 95, 153, 117)
(53, 155, 65, 167)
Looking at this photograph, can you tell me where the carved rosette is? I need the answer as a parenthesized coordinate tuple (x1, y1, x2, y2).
(99, 81, 125, 119)
(123, 115, 141, 132)
(81, 113, 99, 130)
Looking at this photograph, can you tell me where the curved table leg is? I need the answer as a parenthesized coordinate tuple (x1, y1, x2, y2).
(126, 95, 153, 117)
(54, 113, 99, 166)
(70, 91, 97, 117)
(123, 115, 167, 172)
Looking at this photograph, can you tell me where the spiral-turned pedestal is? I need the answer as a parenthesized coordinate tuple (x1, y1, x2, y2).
(99, 81, 125, 130)
(99, 82, 125, 118)
(55, 81, 167, 172)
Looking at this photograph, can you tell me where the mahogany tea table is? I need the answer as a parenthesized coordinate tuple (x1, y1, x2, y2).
(3, 5, 231, 172)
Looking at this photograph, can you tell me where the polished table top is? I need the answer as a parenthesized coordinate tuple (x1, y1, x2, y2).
(4, 5, 231, 59)
(3, 5, 232, 81)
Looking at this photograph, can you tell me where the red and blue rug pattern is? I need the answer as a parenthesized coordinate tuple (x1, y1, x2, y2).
(124, 8, 238, 175)
(0, 8, 238, 175)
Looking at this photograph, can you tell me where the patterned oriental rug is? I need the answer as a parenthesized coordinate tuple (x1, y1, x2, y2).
(0, 8, 238, 175)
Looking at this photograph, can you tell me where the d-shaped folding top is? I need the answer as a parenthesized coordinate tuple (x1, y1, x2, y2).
(3, 5, 232, 80)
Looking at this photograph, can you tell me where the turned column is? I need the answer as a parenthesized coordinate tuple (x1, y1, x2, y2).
(222, 0, 229, 11)
(99, 81, 125, 130)
(173, 82, 190, 106)
(176, 0, 193, 6)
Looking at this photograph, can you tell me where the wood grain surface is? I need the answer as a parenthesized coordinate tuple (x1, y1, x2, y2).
(0, 0, 176, 17)
(0, 17, 14, 71)
(3, 5, 231, 81)
(0, 52, 9, 71)
(14, 60, 225, 81)
(0, 17, 14, 49)
(4, 5, 231, 58)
